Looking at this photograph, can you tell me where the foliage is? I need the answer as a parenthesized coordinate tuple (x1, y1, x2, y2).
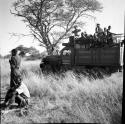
(3, 54, 11, 59)
(16, 45, 30, 55)
(11, 0, 102, 54)
(15, 45, 42, 59)
(0, 54, 3, 58)
(15, 45, 39, 55)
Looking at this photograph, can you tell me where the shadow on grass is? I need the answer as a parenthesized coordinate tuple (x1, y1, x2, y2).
(0, 102, 19, 111)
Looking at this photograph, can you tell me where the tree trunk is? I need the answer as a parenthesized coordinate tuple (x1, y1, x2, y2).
(42, 34, 54, 55)
(46, 46, 54, 55)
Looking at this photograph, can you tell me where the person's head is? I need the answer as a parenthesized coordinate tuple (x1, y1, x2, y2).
(11, 49, 18, 56)
(74, 25, 77, 29)
(81, 32, 84, 36)
(104, 27, 107, 31)
(97, 23, 100, 27)
(84, 31, 87, 36)
(84, 31, 87, 34)
(108, 25, 111, 30)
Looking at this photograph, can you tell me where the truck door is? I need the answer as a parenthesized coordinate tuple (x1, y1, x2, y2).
(61, 48, 72, 65)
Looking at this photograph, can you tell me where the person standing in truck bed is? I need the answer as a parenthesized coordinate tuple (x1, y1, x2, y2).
(107, 25, 114, 44)
(95, 24, 103, 37)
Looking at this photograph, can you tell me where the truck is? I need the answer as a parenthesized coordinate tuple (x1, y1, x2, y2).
(40, 35, 124, 73)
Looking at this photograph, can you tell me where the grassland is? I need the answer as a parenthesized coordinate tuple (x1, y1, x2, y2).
(0, 58, 123, 124)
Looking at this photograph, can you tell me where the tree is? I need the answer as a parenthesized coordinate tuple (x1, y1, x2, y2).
(26, 46, 41, 60)
(28, 46, 40, 56)
(4, 54, 11, 59)
(15, 45, 40, 55)
(11, 0, 102, 54)
(16, 45, 30, 55)
(0, 54, 3, 58)
(15, 45, 41, 59)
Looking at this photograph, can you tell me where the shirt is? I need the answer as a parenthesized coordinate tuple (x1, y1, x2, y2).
(16, 82, 30, 98)
(95, 27, 103, 34)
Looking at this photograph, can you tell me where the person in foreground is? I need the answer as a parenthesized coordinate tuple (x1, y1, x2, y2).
(3, 49, 30, 109)
(3, 81, 30, 109)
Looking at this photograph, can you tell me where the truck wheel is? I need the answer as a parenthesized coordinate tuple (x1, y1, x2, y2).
(45, 64, 52, 73)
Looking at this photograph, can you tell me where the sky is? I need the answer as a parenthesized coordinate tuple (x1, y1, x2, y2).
(0, 0, 125, 56)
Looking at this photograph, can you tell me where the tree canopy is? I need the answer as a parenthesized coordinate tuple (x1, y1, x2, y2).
(11, 0, 102, 54)
(15, 45, 40, 55)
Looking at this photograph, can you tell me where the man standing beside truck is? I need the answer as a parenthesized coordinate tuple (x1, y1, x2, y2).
(9, 49, 22, 88)
(3, 49, 30, 109)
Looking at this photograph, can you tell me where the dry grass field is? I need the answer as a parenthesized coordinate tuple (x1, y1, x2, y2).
(0, 58, 123, 124)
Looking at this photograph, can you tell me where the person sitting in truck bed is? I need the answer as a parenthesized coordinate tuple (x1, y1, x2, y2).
(79, 32, 90, 47)
(78, 32, 88, 44)
(81, 32, 87, 39)
(72, 25, 81, 38)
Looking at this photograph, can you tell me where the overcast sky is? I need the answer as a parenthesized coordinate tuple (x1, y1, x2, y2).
(0, 0, 125, 56)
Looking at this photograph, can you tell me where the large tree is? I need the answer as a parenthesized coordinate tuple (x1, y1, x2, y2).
(11, 0, 102, 54)
(15, 45, 40, 55)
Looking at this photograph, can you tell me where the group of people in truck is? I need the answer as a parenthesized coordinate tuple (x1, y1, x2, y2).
(72, 24, 119, 47)
(94, 23, 114, 44)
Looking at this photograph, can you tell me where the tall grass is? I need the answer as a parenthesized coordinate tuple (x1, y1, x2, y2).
(1, 58, 123, 124)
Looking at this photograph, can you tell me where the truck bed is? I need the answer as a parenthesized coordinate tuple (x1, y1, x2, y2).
(75, 45, 124, 66)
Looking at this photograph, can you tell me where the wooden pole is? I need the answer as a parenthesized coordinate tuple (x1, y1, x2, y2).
(124, 11, 125, 41)
(122, 10, 125, 124)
